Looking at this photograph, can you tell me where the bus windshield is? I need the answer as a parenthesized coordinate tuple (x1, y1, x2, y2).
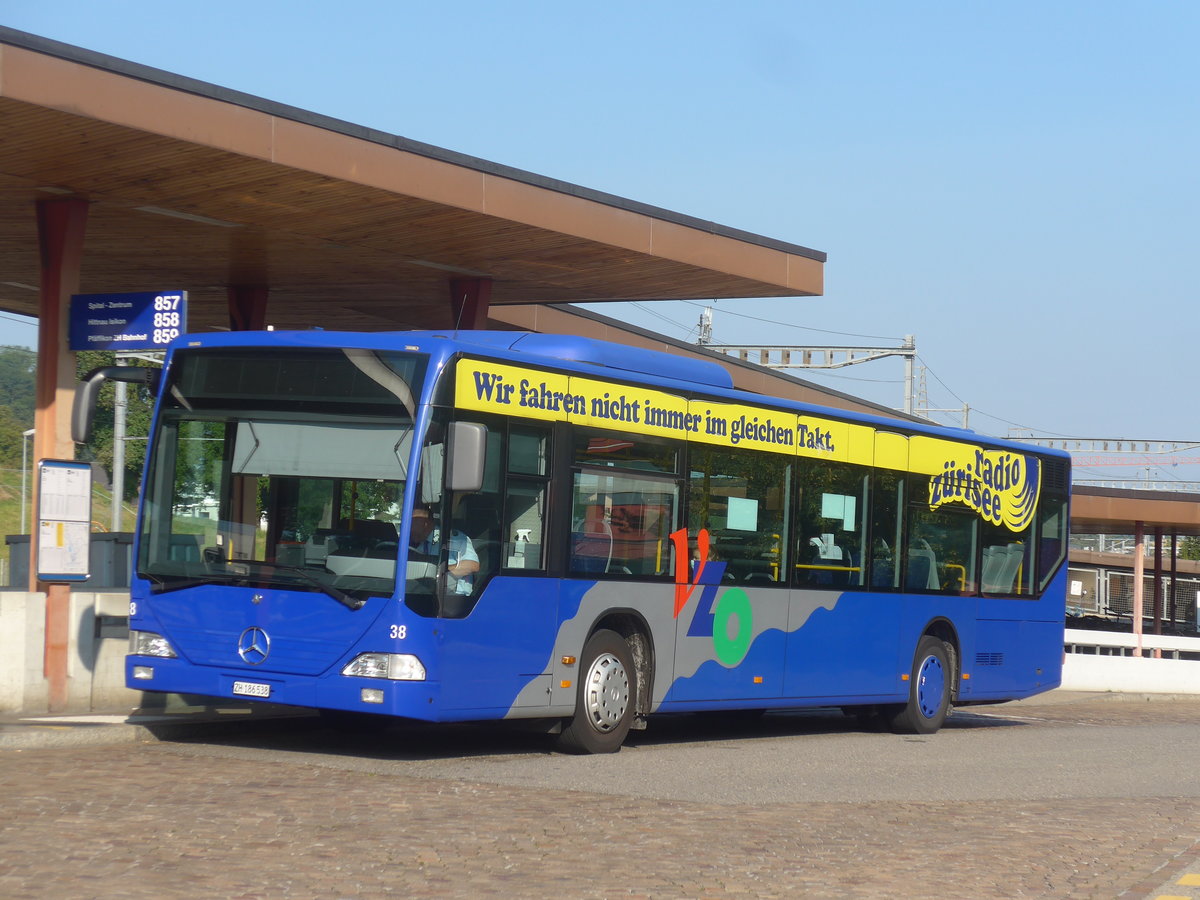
(137, 347, 428, 602)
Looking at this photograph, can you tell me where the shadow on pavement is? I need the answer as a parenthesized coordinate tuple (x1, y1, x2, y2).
(143, 701, 1025, 762)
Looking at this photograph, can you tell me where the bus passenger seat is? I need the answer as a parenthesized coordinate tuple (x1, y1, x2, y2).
(905, 554, 931, 591)
(906, 540, 940, 591)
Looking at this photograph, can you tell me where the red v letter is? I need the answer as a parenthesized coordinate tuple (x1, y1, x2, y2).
(671, 527, 709, 618)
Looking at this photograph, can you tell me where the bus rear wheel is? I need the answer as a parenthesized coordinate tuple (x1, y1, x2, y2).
(556, 629, 636, 754)
(889, 635, 952, 735)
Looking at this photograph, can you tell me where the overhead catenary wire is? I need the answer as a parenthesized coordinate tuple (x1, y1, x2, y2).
(678, 299, 903, 343)
(687, 308, 1199, 460)
(792, 370, 904, 385)
(629, 302, 697, 340)
(692, 315, 1075, 436)
(0, 311, 38, 337)
(914, 354, 1074, 437)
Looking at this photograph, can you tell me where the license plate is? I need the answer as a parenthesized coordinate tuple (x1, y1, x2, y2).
(232, 680, 271, 698)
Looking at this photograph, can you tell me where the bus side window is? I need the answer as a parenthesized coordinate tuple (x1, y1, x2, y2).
(980, 517, 1031, 596)
(688, 446, 790, 584)
(569, 429, 681, 578)
(905, 500, 978, 595)
(570, 470, 679, 577)
(1034, 459, 1070, 593)
(504, 481, 545, 570)
(503, 425, 550, 571)
(869, 470, 904, 589)
(794, 460, 868, 589)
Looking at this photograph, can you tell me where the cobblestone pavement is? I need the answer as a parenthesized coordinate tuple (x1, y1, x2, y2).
(3, 696, 1200, 899)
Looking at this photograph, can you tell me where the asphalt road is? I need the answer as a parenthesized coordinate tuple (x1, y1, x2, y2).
(152, 699, 1200, 805)
(5, 693, 1200, 898)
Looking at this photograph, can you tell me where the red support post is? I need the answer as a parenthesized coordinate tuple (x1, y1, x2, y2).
(228, 285, 269, 331)
(1153, 527, 1163, 641)
(448, 278, 492, 330)
(1170, 532, 1179, 626)
(33, 196, 89, 712)
(1132, 521, 1144, 658)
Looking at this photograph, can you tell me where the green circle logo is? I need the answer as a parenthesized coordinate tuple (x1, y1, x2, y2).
(712, 588, 753, 666)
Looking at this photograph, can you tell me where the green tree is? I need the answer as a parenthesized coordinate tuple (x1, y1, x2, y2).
(0, 345, 36, 469)
(1180, 537, 1200, 561)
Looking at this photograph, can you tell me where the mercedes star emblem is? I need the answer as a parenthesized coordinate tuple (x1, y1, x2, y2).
(237, 626, 271, 665)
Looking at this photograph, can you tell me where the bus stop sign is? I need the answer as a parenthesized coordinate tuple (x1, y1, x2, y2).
(69, 290, 187, 351)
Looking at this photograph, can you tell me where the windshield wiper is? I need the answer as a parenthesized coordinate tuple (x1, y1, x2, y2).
(143, 571, 222, 593)
(225, 559, 366, 611)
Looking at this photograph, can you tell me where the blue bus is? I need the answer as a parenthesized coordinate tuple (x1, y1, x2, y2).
(75, 330, 1070, 753)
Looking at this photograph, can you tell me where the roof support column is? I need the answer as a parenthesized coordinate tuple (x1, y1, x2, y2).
(33, 196, 88, 711)
(449, 278, 492, 330)
(1170, 532, 1179, 627)
(1132, 521, 1144, 657)
(228, 285, 269, 331)
(1152, 527, 1163, 654)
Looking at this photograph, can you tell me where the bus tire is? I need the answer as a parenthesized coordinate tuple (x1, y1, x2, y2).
(556, 629, 636, 754)
(889, 635, 952, 735)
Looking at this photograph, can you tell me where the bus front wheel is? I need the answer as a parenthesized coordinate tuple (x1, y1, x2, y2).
(556, 629, 636, 754)
(889, 635, 952, 735)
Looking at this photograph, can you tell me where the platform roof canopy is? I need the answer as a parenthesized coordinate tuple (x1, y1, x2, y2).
(0, 27, 825, 333)
(1071, 485, 1200, 538)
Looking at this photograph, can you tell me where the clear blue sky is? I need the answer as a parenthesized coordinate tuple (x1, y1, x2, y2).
(5, 2, 1198, 477)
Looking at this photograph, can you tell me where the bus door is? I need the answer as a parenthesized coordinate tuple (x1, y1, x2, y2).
(419, 414, 559, 714)
(782, 462, 901, 700)
(669, 559, 791, 703)
(671, 442, 793, 702)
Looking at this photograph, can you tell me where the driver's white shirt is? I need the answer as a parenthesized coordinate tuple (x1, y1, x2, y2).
(413, 529, 478, 594)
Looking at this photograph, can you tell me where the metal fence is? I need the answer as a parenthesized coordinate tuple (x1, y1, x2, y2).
(1066, 567, 1100, 616)
(1105, 570, 1200, 632)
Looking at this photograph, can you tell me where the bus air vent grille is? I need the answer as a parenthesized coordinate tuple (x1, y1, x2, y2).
(975, 652, 1005, 667)
(1041, 458, 1070, 494)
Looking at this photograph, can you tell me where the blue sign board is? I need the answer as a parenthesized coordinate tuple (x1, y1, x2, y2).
(69, 290, 187, 351)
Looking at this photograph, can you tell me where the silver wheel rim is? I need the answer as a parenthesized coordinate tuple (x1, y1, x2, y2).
(583, 650, 629, 733)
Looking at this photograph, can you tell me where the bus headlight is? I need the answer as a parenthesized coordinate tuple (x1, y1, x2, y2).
(129, 630, 178, 659)
(341, 653, 426, 681)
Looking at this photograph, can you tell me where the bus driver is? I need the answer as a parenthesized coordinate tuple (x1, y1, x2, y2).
(408, 505, 480, 595)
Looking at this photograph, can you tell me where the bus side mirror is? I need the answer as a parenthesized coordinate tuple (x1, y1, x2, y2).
(72, 366, 160, 443)
(446, 421, 486, 493)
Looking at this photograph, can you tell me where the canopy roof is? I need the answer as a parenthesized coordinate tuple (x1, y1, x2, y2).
(1071, 485, 1200, 537)
(0, 27, 824, 332)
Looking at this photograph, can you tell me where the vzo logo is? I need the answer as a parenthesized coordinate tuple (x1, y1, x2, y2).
(670, 528, 753, 667)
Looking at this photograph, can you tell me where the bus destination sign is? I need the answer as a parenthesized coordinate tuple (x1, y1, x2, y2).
(69, 290, 187, 351)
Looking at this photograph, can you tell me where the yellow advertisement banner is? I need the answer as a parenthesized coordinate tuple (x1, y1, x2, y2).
(571, 376, 694, 440)
(911, 435, 1041, 531)
(457, 359, 843, 458)
(455, 358, 1041, 531)
(687, 399, 798, 456)
(455, 361, 575, 423)
(457, 359, 932, 466)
